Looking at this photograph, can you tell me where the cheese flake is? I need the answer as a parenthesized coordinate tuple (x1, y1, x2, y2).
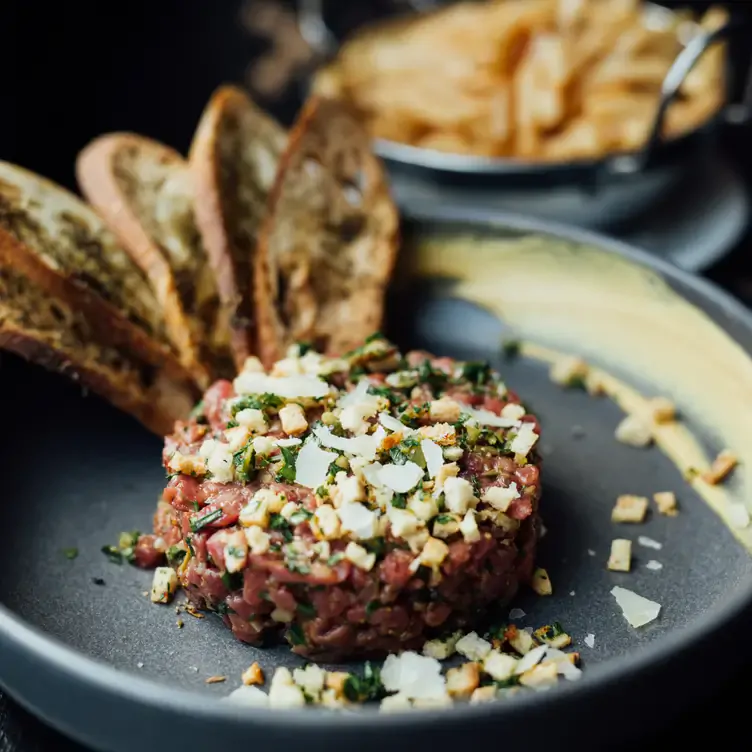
(294, 441, 338, 489)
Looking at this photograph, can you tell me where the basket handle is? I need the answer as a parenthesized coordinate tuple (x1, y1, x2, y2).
(605, 18, 752, 177)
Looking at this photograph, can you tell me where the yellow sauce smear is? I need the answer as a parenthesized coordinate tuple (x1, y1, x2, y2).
(409, 233, 752, 552)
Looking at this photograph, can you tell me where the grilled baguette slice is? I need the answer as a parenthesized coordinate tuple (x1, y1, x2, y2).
(254, 96, 400, 366)
(189, 84, 287, 370)
(0, 264, 195, 435)
(76, 133, 234, 385)
(0, 161, 195, 390)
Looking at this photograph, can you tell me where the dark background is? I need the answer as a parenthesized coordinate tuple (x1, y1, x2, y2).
(0, 0, 751, 749)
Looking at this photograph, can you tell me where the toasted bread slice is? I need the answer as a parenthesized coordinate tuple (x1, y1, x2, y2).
(0, 264, 195, 435)
(189, 85, 287, 370)
(0, 161, 195, 389)
(76, 133, 234, 385)
(254, 96, 400, 366)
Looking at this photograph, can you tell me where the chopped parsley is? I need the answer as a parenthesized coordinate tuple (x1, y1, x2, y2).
(190, 508, 223, 533)
(363, 537, 386, 557)
(365, 331, 384, 343)
(287, 623, 307, 646)
(391, 493, 407, 509)
(231, 393, 283, 415)
(63, 547, 78, 560)
(501, 339, 521, 359)
(365, 600, 381, 617)
(297, 602, 317, 618)
(343, 662, 385, 702)
(101, 545, 123, 565)
(269, 514, 293, 542)
(417, 359, 448, 393)
(166, 545, 187, 567)
(275, 446, 298, 483)
(461, 361, 492, 386)
(295, 341, 313, 355)
(435, 514, 455, 525)
(233, 444, 255, 484)
(221, 571, 243, 590)
(289, 508, 313, 526)
(367, 384, 401, 404)
(327, 552, 345, 566)
(190, 400, 206, 420)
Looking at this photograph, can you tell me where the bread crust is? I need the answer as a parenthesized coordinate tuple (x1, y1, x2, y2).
(0, 161, 196, 390)
(254, 96, 400, 367)
(0, 326, 192, 435)
(76, 133, 213, 387)
(189, 85, 286, 370)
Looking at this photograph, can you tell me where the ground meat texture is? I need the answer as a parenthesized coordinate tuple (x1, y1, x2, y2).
(153, 338, 543, 661)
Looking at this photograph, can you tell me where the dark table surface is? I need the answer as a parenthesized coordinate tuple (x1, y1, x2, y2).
(1, 0, 751, 749)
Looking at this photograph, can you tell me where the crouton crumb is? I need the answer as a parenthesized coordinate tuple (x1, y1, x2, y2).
(653, 491, 678, 516)
(607, 539, 632, 572)
(612, 495, 649, 523)
(242, 662, 265, 686)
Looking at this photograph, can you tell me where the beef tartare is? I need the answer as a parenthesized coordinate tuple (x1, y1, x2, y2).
(152, 335, 542, 660)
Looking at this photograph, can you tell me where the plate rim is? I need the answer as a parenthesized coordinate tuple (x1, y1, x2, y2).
(1, 205, 751, 733)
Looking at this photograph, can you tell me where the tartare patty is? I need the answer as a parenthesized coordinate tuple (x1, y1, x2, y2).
(151, 335, 542, 660)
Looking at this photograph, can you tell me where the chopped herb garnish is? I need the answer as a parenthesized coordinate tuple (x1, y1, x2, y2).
(288, 623, 307, 646)
(435, 514, 454, 525)
(566, 374, 587, 390)
(461, 361, 492, 386)
(233, 444, 256, 484)
(389, 446, 408, 465)
(215, 602, 235, 615)
(221, 571, 243, 590)
(91, 577, 106, 586)
(190, 508, 223, 533)
(225, 420, 239, 429)
(327, 552, 345, 566)
(295, 341, 313, 355)
(365, 601, 381, 617)
(363, 537, 386, 557)
(289, 508, 313, 526)
(63, 547, 78, 560)
(185, 535, 196, 557)
(191, 500, 201, 512)
(101, 545, 123, 565)
(391, 493, 407, 509)
(343, 662, 386, 702)
(275, 446, 298, 483)
(231, 393, 283, 415)
(269, 514, 293, 542)
(368, 384, 401, 403)
(502, 339, 521, 359)
(365, 332, 384, 343)
(297, 602, 317, 619)
(190, 400, 205, 420)
(166, 545, 187, 567)
(417, 359, 449, 393)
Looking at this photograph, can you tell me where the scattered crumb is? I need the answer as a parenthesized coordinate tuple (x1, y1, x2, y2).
(531, 568, 552, 596)
(587, 549, 596, 557)
(653, 491, 678, 516)
(176, 619, 184, 629)
(638, 535, 662, 550)
(607, 539, 632, 572)
(648, 397, 676, 424)
(646, 560, 663, 571)
(141, 591, 149, 598)
(569, 591, 576, 596)
(684, 466, 700, 481)
(242, 662, 265, 686)
(550, 356, 589, 388)
(584, 634, 595, 648)
(185, 605, 205, 619)
(584, 372, 606, 396)
(571, 425, 586, 439)
(612, 495, 649, 523)
(206, 676, 227, 685)
(189, 666, 199, 673)
(702, 450, 738, 485)
(539, 522, 548, 538)
(136, 662, 144, 669)
(615, 415, 653, 448)
(63, 547, 79, 560)
(509, 608, 526, 620)
(92, 577, 106, 586)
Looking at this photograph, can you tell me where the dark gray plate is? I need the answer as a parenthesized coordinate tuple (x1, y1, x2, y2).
(0, 209, 751, 752)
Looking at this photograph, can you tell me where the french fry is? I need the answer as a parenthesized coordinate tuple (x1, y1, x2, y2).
(313, 0, 727, 163)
